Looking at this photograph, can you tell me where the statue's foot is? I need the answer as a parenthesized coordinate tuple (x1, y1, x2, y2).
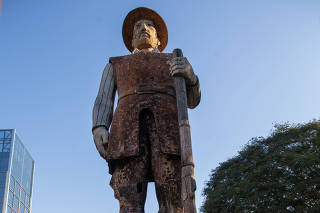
(120, 206, 144, 213)
(158, 206, 182, 213)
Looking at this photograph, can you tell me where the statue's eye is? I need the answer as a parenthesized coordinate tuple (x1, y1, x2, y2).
(136, 24, 141, 28)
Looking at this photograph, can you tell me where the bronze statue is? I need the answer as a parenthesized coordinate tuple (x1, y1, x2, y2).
(92, 7, 201, 213)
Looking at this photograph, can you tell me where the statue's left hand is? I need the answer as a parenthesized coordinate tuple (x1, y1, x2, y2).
(93, 126, 109, 159)
(168, 57, 197, 86)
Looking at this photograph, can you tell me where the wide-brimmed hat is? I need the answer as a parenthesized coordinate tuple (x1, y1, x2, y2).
(122, 7, 168, 52)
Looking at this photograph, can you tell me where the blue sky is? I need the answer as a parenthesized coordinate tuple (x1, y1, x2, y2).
(1, 0, 320, 212)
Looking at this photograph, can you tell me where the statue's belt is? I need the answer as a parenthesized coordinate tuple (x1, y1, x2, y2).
(118, 83, 176, 102)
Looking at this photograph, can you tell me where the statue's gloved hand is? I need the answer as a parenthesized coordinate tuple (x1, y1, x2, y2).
(168, 57, 197, 86)
(93, 126, 109, 159)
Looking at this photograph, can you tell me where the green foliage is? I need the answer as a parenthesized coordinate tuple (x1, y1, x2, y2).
(201, 121, 320, 213)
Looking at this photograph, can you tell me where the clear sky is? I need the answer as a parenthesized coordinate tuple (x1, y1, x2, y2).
(1, 0, 320, 212)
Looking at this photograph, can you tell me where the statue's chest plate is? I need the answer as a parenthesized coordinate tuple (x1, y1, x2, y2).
(110, 52, 174, 97)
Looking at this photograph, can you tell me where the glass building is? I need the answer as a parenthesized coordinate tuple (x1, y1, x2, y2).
(0, 129, 35, 213)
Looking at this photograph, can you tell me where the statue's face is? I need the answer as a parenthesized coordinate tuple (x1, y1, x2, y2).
(132, 19, 160, 50)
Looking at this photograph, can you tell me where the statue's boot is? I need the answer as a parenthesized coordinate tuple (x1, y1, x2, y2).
(158, 205, 182, 213)
(120, 206, 144, 213)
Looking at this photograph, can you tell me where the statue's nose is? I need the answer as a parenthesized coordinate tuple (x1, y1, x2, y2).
(142, 23, 148, 29)
(140, 26, 148, 33)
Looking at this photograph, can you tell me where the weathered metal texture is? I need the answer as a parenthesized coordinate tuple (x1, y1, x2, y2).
(107, 52, 181, 161)
(173, 49, 197, 213)
(110, 110, 182, 212)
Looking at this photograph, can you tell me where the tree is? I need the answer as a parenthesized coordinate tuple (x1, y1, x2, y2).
(201, 120, 320, 213)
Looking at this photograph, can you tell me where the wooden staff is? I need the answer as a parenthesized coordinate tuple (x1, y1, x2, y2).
(173, 48, 197, 213)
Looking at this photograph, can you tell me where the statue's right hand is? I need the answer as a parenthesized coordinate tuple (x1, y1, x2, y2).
(93, 127, 109, 159)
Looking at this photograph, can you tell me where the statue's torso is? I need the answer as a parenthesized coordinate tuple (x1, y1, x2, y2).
(107, 52, 180, 160)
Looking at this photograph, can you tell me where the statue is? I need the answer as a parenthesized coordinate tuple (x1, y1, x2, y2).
(92, 7, 201, 213)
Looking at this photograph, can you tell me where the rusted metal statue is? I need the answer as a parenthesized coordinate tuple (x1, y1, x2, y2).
(92, 7, 201, 213)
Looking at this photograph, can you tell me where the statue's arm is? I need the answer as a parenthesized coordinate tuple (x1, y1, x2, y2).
(92, 63, 116, 159)
(186, 75, 201, 109)
(92, 63, 116, 131)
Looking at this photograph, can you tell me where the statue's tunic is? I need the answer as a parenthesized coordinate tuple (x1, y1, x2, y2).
(107, 52, 180, 161)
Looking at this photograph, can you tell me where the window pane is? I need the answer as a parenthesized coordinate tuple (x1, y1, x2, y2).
(21, 151, 34, 195)
(20, 190, 26, 204)
(0, 172, 6, 186)
(0, 152, 10, 171)
(8, 190, 13, 206)
(3, 142, 11, 152)
(7, 205, 13, 213)
(0, 187, 4, 203)
(13, 196, 19, 210)
(14, 182, 20, 198)
(4, 130, 12, 139)
(25, 195, 30, 208)
(10, 177, 14, 192)
(11, 137, 24, 183)
(19, 203, 24, 213)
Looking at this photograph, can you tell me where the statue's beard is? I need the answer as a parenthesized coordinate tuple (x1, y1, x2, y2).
(133, 37, 158, 50)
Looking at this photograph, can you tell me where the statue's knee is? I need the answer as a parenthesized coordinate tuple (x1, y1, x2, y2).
(112, 182, 147, 206)
(155, 181, 181, 202)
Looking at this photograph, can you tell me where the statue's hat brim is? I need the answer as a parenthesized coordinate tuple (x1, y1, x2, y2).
(122, 7, 168, 52)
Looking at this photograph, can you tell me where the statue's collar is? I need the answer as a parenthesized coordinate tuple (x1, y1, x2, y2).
(132, 48, 160, 54)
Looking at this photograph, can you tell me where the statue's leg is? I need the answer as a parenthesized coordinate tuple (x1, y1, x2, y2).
(110, 158, 149, 213)
(153, 154, 182, 213)
(144, 110, 182, 213)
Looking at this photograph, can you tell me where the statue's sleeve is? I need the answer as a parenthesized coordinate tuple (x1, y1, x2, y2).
(92, 63, 116, 130)
(187, 75, 201, 109)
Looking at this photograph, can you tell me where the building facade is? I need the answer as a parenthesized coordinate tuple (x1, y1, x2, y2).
(0, 129, 35, 213)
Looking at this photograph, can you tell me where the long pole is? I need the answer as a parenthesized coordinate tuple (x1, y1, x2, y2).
(173, 48, 197, 213)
